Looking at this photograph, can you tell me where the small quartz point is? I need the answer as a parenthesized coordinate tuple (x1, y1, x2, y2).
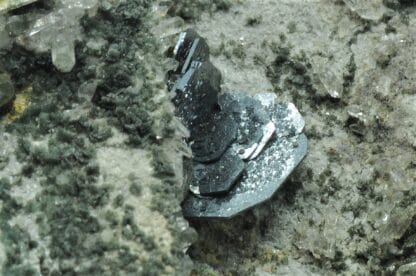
(52, 37, 76, 73)
(250, 121, 276, 160)
(13, 0, 98, 72)
(311, 58, 343, 99)
(318, 68, 343, 99)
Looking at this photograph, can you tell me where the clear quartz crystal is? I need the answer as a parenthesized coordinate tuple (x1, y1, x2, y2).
(14, 0, 98, 72)
(52, 36, 75, 73)
(317, 67, 343, 99)
(311, 58, 343, 99)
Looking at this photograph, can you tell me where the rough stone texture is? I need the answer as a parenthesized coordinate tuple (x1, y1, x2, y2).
(164, 0, 416, 274)
(0, 0, 37, 13)
(0, 71, 14, 113)
(0, 1, 194, 275)
(0, 0, 415, 275)
(8, 0, 98, 72)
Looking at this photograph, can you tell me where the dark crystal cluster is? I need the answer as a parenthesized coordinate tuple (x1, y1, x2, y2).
(168, 29, 308, 219)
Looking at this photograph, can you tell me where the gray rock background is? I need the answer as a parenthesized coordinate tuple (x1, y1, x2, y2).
(0, 0, 415, 275)
(161, 0, 416, 274)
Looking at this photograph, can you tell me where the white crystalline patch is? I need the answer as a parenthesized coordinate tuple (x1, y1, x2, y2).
(189, 185, 200, 195)
(238, 136, 295, 194)
(287, 103, 305, 134)
(250, 121, 276, 160)
(235, 101, 296, 192)
(52, 38, 75, 73)
(174, 32, 186, 56)
(240, 143, 258, 160)
(10, 177, 41, 204)
(319, 69, 342, 98)
(278, 141, 295, 180)
(16, 0, 98, 71)
(254, 93, 277, 108)
(61, 0, 97, 9)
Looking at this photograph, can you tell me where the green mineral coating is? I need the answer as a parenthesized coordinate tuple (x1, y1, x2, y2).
(168, 0, 232, 20)
(112, 194, 125, 208)
(122, 205, 158, 250)
(0, 178, 37, 275)
(266, 46, 336, 108)
(0, 72, 15, 114)
(0, 154, 9, 170)
(0, 0, 187, 274)
(342, 54, 357, 93)
(151, 147, 176, 177)
(104, 210, 119, 227)
(129, 181, 143, 196)
(245, 15, 262, 26)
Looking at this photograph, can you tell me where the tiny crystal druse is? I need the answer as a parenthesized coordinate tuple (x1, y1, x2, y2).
(168, 29, 308, 218)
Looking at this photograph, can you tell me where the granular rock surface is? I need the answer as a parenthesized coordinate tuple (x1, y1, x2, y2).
(0, 1, 193, 275)
(165, 0, 416, 275)
(0, 0, 415, 275)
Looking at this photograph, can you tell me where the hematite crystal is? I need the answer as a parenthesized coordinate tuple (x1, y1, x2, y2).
(168, 29, 308, 219)
(187, 149, 245, 196)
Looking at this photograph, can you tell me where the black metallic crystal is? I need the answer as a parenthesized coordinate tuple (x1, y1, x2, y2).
(168, 29, 308, 219)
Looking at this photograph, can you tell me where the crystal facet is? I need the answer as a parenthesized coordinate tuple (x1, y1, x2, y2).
(12, 0, 97, 72)
(168, 29, 308, 218)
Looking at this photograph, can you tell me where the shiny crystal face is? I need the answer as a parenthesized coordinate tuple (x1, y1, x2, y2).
(182, 92, 307, 218)
(168, 29, 308, 219)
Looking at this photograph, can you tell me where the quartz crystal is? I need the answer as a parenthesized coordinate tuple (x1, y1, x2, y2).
(51, 36, 75, 73)
(314, 62, 344, 99)
(14, 0, 97, 72)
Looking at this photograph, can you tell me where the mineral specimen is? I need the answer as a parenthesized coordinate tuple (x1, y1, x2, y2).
(0, 0, 37, 13)
(343, 0, 389, 21)
(51, 36, 75, 73)
(168, 29, 308, 218)
(11, 0, 98, 72)
(0, 15, 10, 50)
(0, 70, 14, 115)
